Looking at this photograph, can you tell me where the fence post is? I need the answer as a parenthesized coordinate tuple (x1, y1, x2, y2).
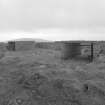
(90, 43, 94, 62)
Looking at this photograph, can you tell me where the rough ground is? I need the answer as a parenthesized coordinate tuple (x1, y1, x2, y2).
(0, 48, 105, 105)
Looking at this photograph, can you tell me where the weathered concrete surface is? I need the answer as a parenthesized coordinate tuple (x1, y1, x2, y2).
(62, 42, 81, 59)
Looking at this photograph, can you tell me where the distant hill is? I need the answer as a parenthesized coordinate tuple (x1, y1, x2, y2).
(9, 38, 52, 42)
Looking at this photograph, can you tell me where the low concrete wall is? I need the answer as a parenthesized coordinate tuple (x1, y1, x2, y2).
(62, 42, 81, 59)
(15, 41, 35, 51)
(7, 41, 35, 51)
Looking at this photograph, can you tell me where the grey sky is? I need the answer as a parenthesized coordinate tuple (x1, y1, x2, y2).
(0, 0, 105, 41)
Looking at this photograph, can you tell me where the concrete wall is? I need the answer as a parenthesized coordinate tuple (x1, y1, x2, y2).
(0, 42, 7, 59)
(61, 41, 105, 60)
(15, 41, 35, 51)
(7, 41, 35, 51)
(62, 42, 81, 59)
(7, 41, 15, 51)
(35, 42, 63, 50)
(6, 40, 105, 60)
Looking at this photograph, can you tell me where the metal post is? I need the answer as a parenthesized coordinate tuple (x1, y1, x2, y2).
(90, 43, 93, 62)
(13, 41, 15, 51)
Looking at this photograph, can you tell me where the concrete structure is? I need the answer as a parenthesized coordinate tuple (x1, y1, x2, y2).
(7, 41, 15, 51)
(15, 41, 35, 51)
(7, 40, 105, 62)
(62, 41, 94, 62)
(7, 41, 35, 51)
(62, 42, 81, 59)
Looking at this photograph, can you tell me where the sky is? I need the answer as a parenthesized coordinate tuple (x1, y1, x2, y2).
(0, 0, 105, 41)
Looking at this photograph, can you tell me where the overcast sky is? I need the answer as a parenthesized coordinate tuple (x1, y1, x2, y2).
(0, 0, 105, 41)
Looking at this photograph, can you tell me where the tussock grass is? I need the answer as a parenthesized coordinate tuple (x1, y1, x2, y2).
(0, 48, 105, 105)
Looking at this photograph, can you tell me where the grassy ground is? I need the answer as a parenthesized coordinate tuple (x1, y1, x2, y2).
(0, 48, 105, 105)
